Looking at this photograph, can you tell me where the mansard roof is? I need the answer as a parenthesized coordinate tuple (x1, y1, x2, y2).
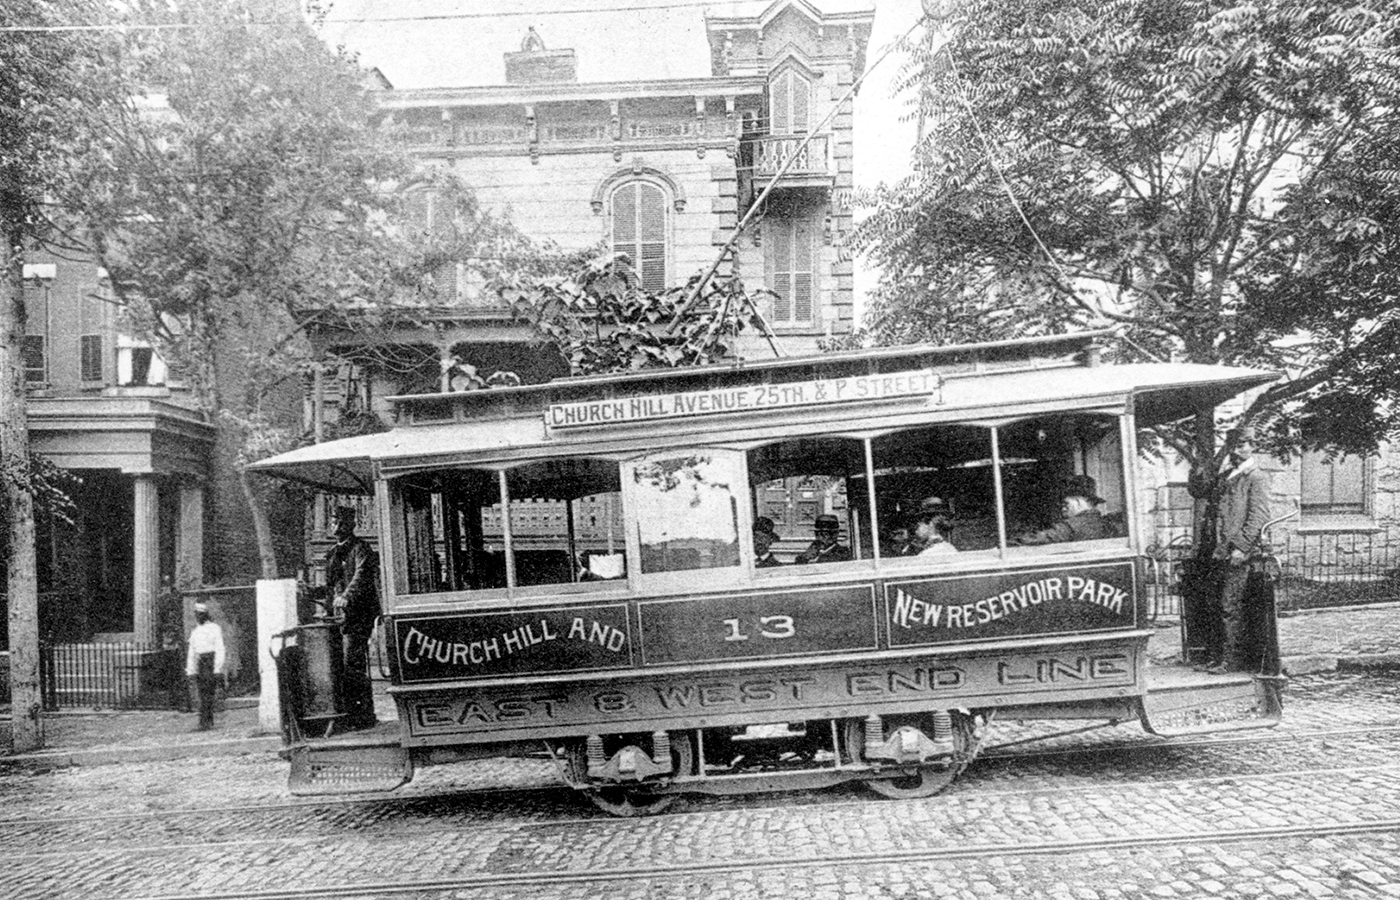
(318, 0, 874, 91)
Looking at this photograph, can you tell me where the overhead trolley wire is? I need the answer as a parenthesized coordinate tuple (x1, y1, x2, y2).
(0, 0, 793, 32)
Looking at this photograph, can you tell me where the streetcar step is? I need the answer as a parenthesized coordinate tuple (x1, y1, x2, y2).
(1139, 667, 1282, 737)
(287, 740, 412, 795)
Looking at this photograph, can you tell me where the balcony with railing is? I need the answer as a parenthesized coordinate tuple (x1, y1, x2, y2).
(750, 133, 832, 188)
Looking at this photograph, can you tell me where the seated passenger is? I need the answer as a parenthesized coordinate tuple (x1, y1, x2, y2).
(753, 517, 783, 568)
(1013, 475, 1112, 545)
(915, 496, 959, 556)
(795, 514, 853, 564)
(883, 522, 919, 557)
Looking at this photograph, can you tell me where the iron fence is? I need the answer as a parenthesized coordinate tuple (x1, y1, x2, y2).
(1143, 529, 1400, 619)
(38, 641, 184, 711)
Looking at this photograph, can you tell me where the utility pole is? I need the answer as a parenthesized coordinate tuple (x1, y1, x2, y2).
(1, 218, 42, 753)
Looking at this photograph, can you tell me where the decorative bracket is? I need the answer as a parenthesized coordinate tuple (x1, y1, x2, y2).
(695, 97, 706, 159)
(611, 100, 622, 162)
(525, 104, 538, 164)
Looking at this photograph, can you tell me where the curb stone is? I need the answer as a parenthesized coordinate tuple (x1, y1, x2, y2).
(1281, 655, 1338, 676)
(0, 734, 283, 770)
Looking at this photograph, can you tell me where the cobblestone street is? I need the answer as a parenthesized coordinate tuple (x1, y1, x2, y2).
(3, 668, 1398, 900)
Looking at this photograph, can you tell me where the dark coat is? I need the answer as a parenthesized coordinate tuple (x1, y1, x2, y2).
(794, 541, 853, 564)
(1214, 461, 1272, 560)
(1017, 510, 1111, 545)
(326, 536, 381, 638)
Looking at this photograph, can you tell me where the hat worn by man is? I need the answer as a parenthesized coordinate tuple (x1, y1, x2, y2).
(194, 602, 209, 615)
(754, 516, 778, 537)
(918, 496, 949, 517)
(814, 514, 841, 531)
(334, 506, 357, 523)
(1062, 475, 1104, 505)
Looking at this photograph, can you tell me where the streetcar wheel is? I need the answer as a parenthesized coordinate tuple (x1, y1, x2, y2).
(841, 712, 974, 800)
(565, 731, 695, 817)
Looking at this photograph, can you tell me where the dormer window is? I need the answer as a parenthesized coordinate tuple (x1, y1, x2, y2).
(769, 68, 811, 135)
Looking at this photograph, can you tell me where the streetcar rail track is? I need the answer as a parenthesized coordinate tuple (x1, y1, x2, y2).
(116, 817, 1400, 900)
(8, 761, 1400, 862)
(1, 722, 1397, 831)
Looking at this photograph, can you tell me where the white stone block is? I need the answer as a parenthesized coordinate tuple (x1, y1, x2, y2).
(256, 578, 299, 735)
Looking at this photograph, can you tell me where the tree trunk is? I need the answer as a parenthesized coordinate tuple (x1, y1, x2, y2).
(238, 466, 279, 580)
(1, 225, 42, 752)
(1190, 408, 1220, 562)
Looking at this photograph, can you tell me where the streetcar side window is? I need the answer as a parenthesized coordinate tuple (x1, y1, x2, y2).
(1001, 413, 1129, 549)
(629, 450, 743, 575)
(396, 467, 506, 595)
(505, 458, 625, 589)
(869, 425, 1000, 558)
(747, 437, 869, 566)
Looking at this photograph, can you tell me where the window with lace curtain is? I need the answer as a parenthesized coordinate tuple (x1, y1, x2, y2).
(610, 180, 668, 293)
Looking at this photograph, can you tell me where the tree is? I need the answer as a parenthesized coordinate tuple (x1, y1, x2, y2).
(856, 0, 1400, 473)
(506, 255, 778, 376)
(1, 0, 116, 752)
(75, 0, 420, 579)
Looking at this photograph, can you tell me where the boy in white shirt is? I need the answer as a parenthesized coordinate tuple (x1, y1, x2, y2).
(185, 602, 225, 731)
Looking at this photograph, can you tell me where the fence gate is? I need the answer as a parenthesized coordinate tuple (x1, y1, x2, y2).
(39, 642, 184, 711)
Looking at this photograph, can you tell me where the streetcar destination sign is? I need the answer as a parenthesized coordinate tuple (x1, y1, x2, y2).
(545, 369, 941, 429)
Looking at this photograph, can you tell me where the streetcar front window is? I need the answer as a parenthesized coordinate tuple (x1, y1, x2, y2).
(506, 458, 625, 589)
(397, 467, 504, 595)
(629, 451, 743, 574)
(393, 457, 627, 597)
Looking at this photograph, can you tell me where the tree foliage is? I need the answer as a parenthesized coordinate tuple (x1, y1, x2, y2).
(505, 255, 778, 376)
(65, 1, 572, 575)
(856, 0, 1400, 462)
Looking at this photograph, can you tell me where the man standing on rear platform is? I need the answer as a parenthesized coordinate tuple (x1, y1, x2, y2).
(1208, 428, 1272, 674)
(326, 506, 382, 730)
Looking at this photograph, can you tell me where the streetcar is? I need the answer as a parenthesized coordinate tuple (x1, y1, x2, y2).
(253, 331, 1284, 815)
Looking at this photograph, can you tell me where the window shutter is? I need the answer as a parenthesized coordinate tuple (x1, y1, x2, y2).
(794, 218, 815, 323)
(771, 71, 791, 135)
(80, 335, 104, 383)
(772, 220, 793, 322)
(612, 182, 667, 292)
(636, 183, 667, 292)
(765, 218, 815, 326)
(23, 336, 45, 384)
(791, 72, 809, 134)
(431, 191, 453, 242)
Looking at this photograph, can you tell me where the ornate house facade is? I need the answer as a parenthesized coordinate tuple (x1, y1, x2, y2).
(302, 0, 877, 557)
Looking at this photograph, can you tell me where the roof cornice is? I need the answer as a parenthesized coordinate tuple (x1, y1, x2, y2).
(374, 75, 767, 110)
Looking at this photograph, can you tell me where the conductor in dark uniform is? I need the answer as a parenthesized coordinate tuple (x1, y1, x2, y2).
(326, 506, 381, 730)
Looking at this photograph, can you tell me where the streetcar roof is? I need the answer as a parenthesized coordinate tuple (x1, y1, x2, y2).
(250, 345, 1277, 495)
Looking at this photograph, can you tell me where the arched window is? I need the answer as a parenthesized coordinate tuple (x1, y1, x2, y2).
(769, 68, 811, 135)
(610, 180, 668, 293)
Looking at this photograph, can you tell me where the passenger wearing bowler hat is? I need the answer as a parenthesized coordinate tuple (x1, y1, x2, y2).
(1013, 475, 1112, 545)
(325, 506, 382, 730)
(185, 602, 225, 731)
(795, 513, 853, 564)
(752, 516, 784, 568)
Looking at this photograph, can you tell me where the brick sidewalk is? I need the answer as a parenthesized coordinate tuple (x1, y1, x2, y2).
(5, 603, 1399, 765)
